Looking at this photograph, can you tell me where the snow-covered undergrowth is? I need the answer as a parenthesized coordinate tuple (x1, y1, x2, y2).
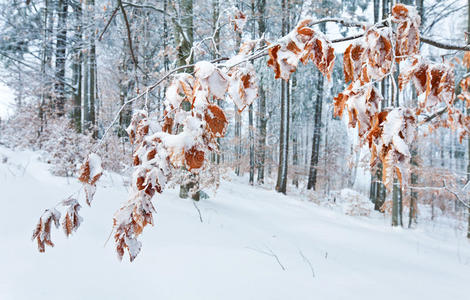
(1, 146, 470, 300)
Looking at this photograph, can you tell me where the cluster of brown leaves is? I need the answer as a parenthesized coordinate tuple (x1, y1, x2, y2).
(267, 18, 335, 81)
(227, 63, 259, 112)
(399, 58, 455, 112)
(62, 198, 82, 237)
(32, 208, 61, 252)
(33, 153, 103, 253)
(112, 58, 255, 260)
(230, 8, 246, 33)
(334, 4, 424, 191)
(78, 153, 103, 205)
(114, 195, 155, 261)
(368, 108, 416, 189)
(391, 4, 420, 61)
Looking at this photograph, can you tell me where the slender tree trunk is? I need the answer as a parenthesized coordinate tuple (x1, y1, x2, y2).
(71, 2, 82, 133)
(88, 0, 97, 137)
(247, 0, 256, 185)
(392, 178, 399, 226)
(307, 73, 323, 190)
(256, 0, 267, 184)
(174, 0, 198, 200)
(275, 0, 289, 194)
(467, 0, 470, 239)
(54, 0, 68, 116)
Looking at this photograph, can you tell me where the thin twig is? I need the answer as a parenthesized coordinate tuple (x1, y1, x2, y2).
(246, 245, 286, 271)
(118, 0, 141, 71)
(299, 249, 315, 278)
(98, 6, 120, 41)
(192, 200, 203, 223)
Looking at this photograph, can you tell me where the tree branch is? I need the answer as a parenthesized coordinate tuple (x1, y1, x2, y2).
(421, 36, 470, 51)
(121, 1, 170, 16)
(117, 0, 140, 71)
(98, 6, 120, 41)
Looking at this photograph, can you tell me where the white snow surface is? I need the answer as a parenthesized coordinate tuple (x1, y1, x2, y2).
(1, 146, 470, 300)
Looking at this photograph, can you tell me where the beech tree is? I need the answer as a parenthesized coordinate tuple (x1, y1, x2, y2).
(27, 3, 470, 261)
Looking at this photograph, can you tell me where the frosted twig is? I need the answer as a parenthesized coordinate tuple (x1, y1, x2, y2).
(246, 245, 286, 271)
(192, 200, 203, 223)
(299, 249, 315, 278)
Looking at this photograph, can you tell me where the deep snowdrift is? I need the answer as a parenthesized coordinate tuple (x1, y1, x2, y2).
(1, 146, 469, 300)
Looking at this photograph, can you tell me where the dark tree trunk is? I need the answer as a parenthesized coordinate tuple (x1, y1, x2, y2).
(275, 0, 289, 195)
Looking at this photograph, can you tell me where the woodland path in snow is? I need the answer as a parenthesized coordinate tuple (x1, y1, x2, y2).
(0, 146, 469, 300)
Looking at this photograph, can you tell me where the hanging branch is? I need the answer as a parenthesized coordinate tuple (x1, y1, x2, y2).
(98, 6, 120, 41)
(117, 0, 140, 71)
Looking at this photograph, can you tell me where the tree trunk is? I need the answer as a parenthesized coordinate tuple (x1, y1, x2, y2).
(89, 0, 97, 137)
(256, 0, 267, 184)
(307, 72, 323, 190)
(467, 0, 470, 239)
(71, 2, 82, 133)
(174, 0, 198, 200)
(392, 178, 399, 226)
(54, 0, 68, 116)
(275, 0, 289, 195)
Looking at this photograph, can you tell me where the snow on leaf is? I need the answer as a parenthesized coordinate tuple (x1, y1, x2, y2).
(267, 18, 335, 81)
(392, 4, 420, 61)
(230, 7, 246, 33)
(364, 28, 393, 80)
(78, 153, 103, 206)
(164, 73, 194, 111)
(113, 193, 156, 262)
(32, 208, 61, 253)
(78, 153, 103, 185)
(194, 61, 228, 101)
(399, 58, 455, 113)
(61, 198, 82, 237)
(227, 62, 258, 112)
(343, 43, 366, 83)
(373, 108, 416, 190)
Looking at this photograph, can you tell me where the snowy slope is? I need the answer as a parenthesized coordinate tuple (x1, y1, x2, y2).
(1, 146, 470, 300)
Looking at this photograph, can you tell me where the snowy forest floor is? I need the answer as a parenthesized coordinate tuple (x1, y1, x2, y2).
(1, 145, 470, 300)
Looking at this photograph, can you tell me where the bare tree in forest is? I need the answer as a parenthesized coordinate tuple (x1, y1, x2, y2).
(54, 0, 68, 116)
(275, 0, 290, 194)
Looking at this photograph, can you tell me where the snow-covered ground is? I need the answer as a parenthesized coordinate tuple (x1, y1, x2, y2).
(1, 146, 470, 300)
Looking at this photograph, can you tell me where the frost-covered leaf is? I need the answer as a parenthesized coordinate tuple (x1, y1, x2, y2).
(78, 153, 103, 185)
(204, 104, 228, 137)
(227, 62, 258, 112)
(32, 208, 61, 253)
(392, 4, 420, 61)
(343, 43, 366, 83)
(364, 28, 393, 80)
(61, 198, 82, 237)
(230, 7, 246, 33)
(194, 61, 228, 100)
(164, 73, 194, 111)
(113, 193, 156, 262)
(267, 18, 335, 81)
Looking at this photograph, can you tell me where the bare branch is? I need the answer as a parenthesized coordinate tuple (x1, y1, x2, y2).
(421, 36, 470, 51)
(420, 106, 448, 124)
(299, 249, 315, 278)
(98, 6, 120, 42)
(121, 1, 170, 16)
(246, 246, 286, 271)
(192, 201, 203, 223)
(117, 0, 140, 71)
